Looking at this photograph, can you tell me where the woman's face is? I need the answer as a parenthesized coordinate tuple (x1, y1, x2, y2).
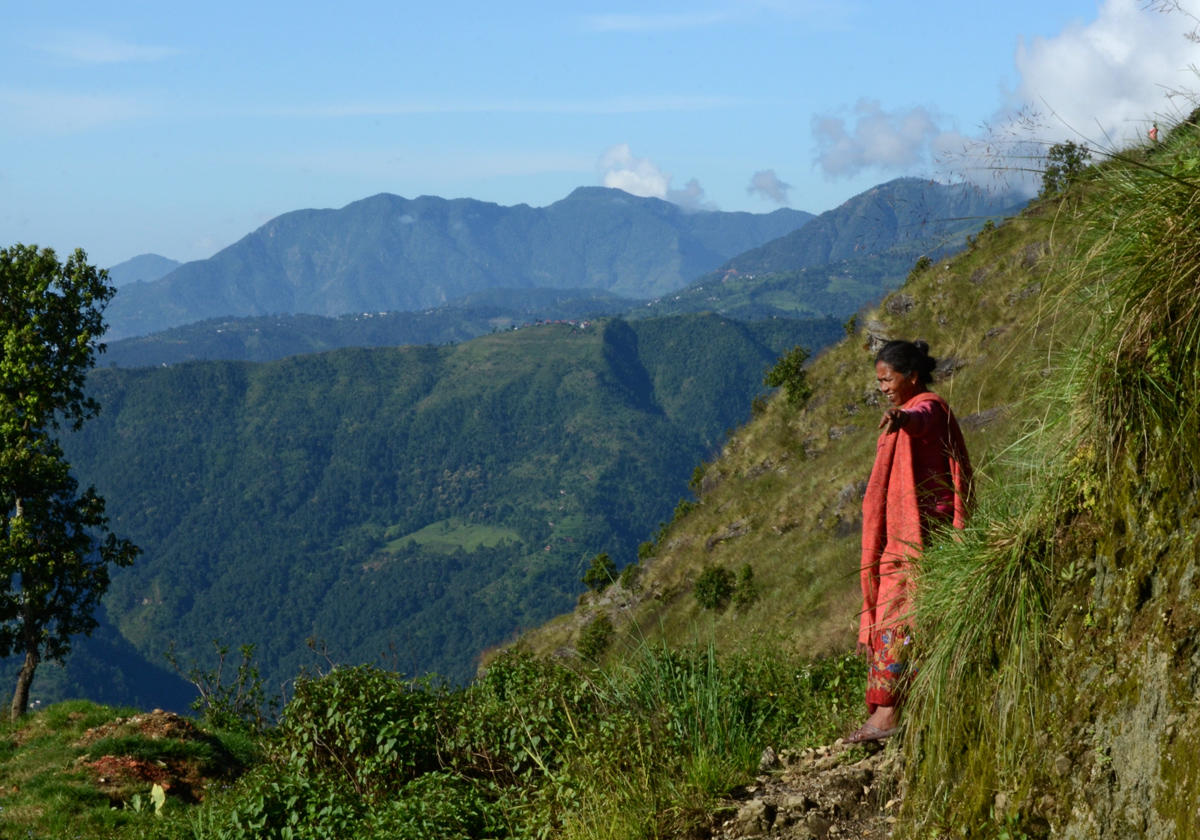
(875, 361, 921, 407)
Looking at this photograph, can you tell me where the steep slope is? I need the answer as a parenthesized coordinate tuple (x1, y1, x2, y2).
(103, 189, 812, 339)
(512, 201, 1069, 676)
(52, 314, 840, 697)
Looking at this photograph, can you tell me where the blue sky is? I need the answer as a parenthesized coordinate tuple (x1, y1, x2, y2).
(2, 1, 1195, 267)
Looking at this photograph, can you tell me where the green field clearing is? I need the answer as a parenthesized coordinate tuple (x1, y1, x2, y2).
(385, 518, 522, 553)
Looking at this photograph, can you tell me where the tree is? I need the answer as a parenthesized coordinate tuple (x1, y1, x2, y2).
(1040, 141, 1092, 198)
(582, 552, 617, 592)
(0, 245, 139, 719)
(763, 344, 812, 406)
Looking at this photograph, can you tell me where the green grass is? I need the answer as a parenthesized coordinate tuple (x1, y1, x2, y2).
(385, 518, 522, 553)
(0, 701, 170, 838)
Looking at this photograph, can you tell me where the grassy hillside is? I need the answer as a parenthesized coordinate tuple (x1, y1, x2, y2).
(30, 314, 842, 705)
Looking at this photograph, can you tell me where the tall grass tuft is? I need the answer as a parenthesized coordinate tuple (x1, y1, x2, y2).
(901, 116, 1200, 831)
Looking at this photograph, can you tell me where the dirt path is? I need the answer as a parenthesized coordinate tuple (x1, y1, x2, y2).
(710, 739, 904, 839)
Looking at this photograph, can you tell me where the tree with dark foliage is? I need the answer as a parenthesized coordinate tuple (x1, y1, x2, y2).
(0, 245, 139, 719)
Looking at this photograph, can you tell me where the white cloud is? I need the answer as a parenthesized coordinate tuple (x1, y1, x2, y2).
(813, 99, 947, 178)
(811, 0, 1199, 184)
(598, 144, 671, 198)
(1013, 0, 1198, 145)
(40, 32, 177, 64)
(747, 169, 791, 204)
(668, 179, 715, 211)
(597, 144, 716, 209)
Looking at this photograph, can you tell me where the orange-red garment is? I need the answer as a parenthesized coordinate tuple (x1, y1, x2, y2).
(859, 390, 972, 650)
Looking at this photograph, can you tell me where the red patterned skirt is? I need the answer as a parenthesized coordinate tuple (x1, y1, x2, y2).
(865, 628, 914, 712)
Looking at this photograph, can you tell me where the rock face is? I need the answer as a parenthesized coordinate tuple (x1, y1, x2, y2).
(864, 320, 890, 354)
(706, 520, 750, 552)
(711, 739, 903, 839)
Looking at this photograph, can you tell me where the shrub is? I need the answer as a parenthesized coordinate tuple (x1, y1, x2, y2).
(732, 563, 758, 610)
(577, 615, 615, 661)
(906, 254, 933, 283)
(763, 344, 813, 406)
(278, 666, 442, 799)
(694, 567, 735, 610)
(360, 772, 492, 840)
(582, 552, 617, 592)
(619, 561, 642, 591)
(166, 640, 278, 734)
(1040, 140, 1092, 197)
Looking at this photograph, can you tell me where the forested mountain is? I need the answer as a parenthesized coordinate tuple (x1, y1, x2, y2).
(633, 178, 1024, 321)
(635, 251, 915, 321)
(709, 177, 1019, 276)
(49, 314, 841, 699)
(102, 289, 635, 367)
(103, 189, 812, 339)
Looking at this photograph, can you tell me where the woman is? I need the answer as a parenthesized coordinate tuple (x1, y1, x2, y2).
(846, 339, 973, 744)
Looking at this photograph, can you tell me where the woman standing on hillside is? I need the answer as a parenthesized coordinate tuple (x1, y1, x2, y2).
(847, 340, 972, 744)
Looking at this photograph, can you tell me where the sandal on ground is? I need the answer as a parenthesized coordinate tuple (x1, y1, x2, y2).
(844, 723, 897, 744)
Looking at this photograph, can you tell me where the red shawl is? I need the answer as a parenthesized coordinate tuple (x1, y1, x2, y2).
(858, 391, 972, 645)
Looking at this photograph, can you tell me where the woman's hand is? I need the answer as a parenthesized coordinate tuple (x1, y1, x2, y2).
(856, 640, 869, 656)
(878, 407, 908, 434)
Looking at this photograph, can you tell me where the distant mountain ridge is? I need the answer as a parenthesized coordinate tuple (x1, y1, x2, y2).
(710, 177, 1022, 277)
(634, 178, 1025, 322)
(105, 253, 181, 286)
(104, 188, 813, 340)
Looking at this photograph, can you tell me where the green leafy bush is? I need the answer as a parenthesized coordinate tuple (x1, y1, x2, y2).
(582, 552, 617, 592)
(763, 344, 812, 406)
(906, 254, 933, 283)
(732, 563, 758, 610)
(618, 561, 642, 591)
(694, 566, 735, 610)
(278, 666, 442, 799)
(577, 615, 615, 661)
(166, 640, 278, 734)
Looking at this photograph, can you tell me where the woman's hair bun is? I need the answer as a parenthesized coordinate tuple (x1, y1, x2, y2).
(876, 338, 938, 385)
